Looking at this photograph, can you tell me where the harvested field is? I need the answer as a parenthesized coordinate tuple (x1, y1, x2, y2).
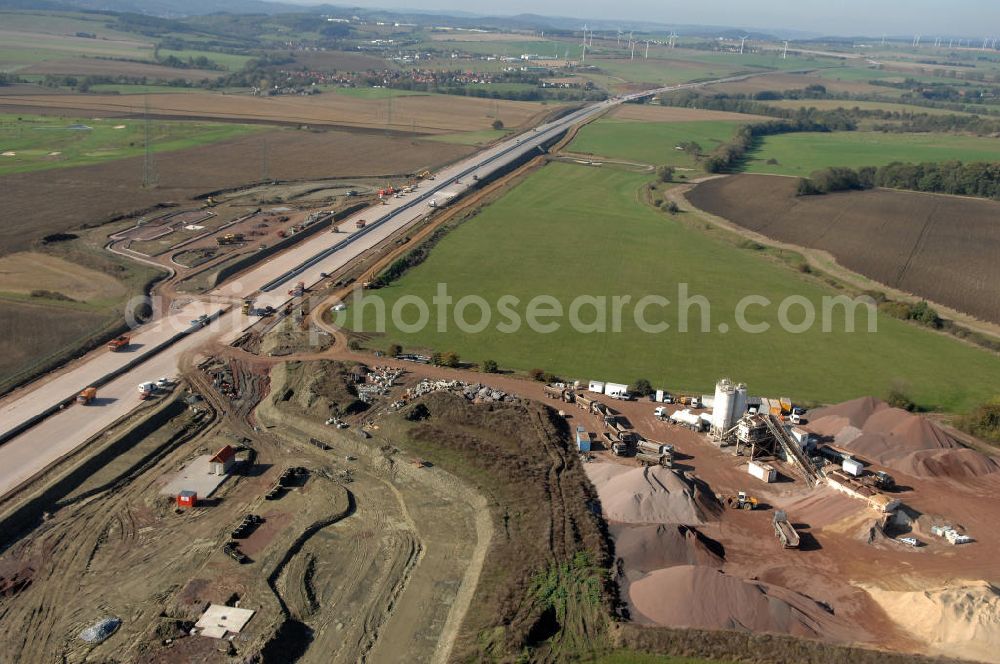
(17, 58, 222, 80)
(699, 72, 895, 96)
(0, 127, 471, 255)
(807, 396, 1000, 479)
(686, 174, 1000, 324)
(0, 251, 125, 301)
(0, 91, 546, 133)
(427, 32, 547, 42)
(0, 299, 109, 384)
(610, 105, 769, 123)
(289, 50, 394, 72)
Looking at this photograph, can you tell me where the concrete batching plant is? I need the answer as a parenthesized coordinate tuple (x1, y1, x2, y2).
(710, 379, 748, 438)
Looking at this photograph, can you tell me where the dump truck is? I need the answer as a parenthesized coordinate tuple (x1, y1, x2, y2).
(637, 440, 673, 456)
(543, 385, 565, 400)
(138, 382, 155, 400)
(719, 491, 759, 510)
(107, 335, 130, 352)
(242, 299, 254, 315)
(636, 451, 674, 467)
(287, 281, 305, 297)
(773, 511, 800, 549)
(356, 219, 367, 229)
(77, 387, 97, 405)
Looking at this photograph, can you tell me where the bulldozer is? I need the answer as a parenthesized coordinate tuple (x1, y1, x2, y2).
(719, 490, 759, 511)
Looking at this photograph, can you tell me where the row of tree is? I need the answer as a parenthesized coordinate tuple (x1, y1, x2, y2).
(704, 117, 854, 173)
(661, 89, 1000, 133)
(797, 161, 1000, 200)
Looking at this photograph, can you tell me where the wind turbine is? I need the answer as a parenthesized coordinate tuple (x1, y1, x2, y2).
(739, 35, 749, 55)
(881, 33, 886, 46)
(913, 34, 921, 47)
(617, 28, 622, 48)
(782, 40, 789, 59)
(983, 36, 990, 50)
(629, 31, 635, 61)
(669, 31, 678, 48)
(645, 40, 650, 58)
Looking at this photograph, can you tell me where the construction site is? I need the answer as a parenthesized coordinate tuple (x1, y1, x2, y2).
(1, 70, 999, 664)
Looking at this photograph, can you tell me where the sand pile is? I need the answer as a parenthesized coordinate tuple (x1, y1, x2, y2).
(585, 464, 711, 525)
(612, 523, 723, 576)
(629, 565, 851, 639)
(864, 581, 1000, 663)
(807, 397, 998, 479)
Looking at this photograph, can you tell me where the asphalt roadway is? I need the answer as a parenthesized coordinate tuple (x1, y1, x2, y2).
(0, 75, 755, 498)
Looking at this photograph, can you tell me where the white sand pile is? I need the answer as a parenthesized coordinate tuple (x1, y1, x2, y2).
(630, 565, 852, 640)
(611, 523, 723, 575)
(807, 398, 998, 479)
(585, 464, 710, 525)
(864, 581, 1000, 663)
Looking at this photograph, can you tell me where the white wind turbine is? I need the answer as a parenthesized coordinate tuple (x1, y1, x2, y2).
(739, 35, 749, 55)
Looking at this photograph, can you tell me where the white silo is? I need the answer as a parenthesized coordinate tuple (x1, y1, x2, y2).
(733, 383, 748, 423)
(711, 379, 736, 434)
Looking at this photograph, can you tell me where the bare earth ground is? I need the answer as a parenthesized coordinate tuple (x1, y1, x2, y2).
(18, 59, 224, 80)
(0, 354, 490, 663)
(686, 174, 1000, 325)
(610, 105, 770, 123)
(0, 128, 472, 255)
(0, 91, 547, 134)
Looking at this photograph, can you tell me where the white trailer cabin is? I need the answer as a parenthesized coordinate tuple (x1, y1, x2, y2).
(605, 382, 628, 398)
(748, 460, 777, 483)
(588, 380, 605, 394)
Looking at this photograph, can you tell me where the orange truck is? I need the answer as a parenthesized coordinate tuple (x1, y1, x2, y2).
(77, 387, 97, 405)
(107, 335, 130, 352)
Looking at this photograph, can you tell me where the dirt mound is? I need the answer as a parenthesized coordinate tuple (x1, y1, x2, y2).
(629, 565, 852, 640)
(864, 581, 1000, 663)
(270, 360, 368, 420)
(808, 398, 998, 479)
(808, 396, 887, 433)
(585, 464, 712, 525)
(612, 524, 723, 575)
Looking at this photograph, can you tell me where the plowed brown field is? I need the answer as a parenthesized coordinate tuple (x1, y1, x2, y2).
(687, 174, 1000, 324)
(0, 90, 545, 134)
(0, 128, 471, 255)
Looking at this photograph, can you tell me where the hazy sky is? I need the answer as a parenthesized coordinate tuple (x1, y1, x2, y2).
(292, 0, 1000, 37)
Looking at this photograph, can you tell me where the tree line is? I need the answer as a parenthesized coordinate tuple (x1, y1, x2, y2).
(660, 89, 1000, 134)
(797, 160, 1000, 200)
(703, 117, 855, 173)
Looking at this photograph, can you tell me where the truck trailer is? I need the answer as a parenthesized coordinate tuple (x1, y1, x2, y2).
(773, 511, 800, 549)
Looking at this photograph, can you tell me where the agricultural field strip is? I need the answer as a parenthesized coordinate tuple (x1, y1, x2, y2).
(0, 72, 762, 497)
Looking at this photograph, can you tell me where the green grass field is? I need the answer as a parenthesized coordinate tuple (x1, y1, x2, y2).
(0, 114, 262, 175)
(570, 119, 743, 168)
(348, 162, 1000, 412)
(746, 131, 1000, 175)
(763, 99, 972, 116)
